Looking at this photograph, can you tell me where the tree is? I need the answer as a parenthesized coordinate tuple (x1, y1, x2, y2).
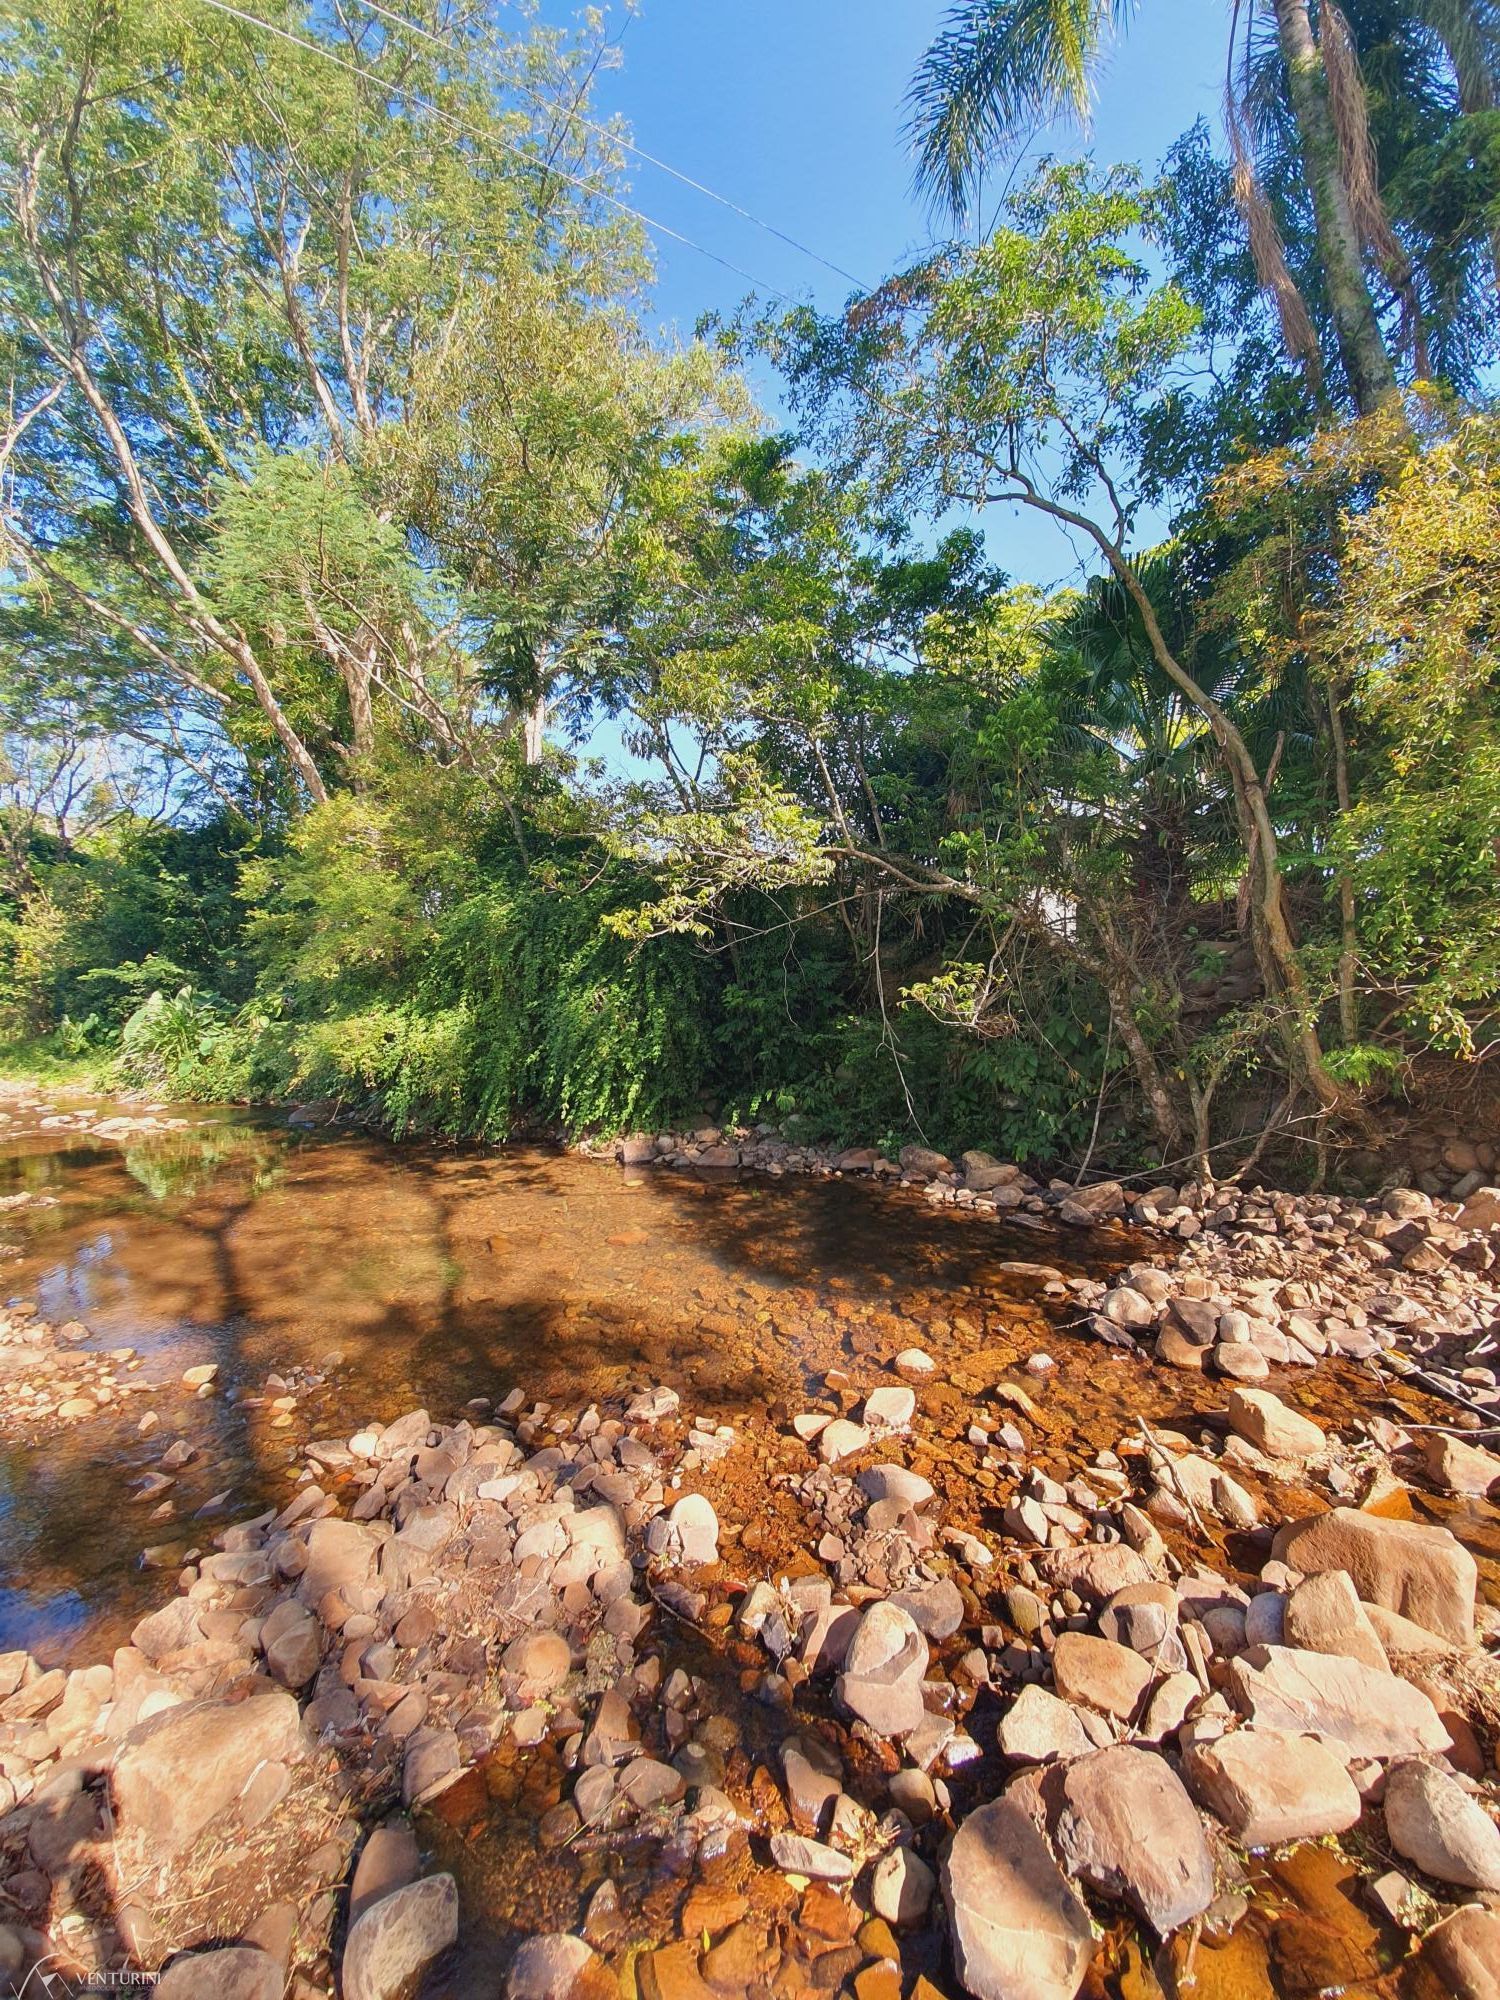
(904, 0, 1457, 412)
(0, 0, 647, 810)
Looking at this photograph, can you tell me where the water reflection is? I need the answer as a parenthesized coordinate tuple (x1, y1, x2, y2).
(0, 1100, 1120, 1663)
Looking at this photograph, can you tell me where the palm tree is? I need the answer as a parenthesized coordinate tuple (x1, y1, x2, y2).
(906, 0, 1401, 413)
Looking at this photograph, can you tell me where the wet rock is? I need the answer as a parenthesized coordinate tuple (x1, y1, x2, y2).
(894, 1347, 935, 1374)
(1417, 1903, 1500, 2000)
(769, 1832, 854, 1881)
(1225, 1389, 1325, 1460)
(111, 1689, 302, 1861)
(343, 1874, 458, 2000)
(1227, 1645, 1450, 1758)
(1272, 1507, 1477, 1646)
(401, 1726, 461, 1806)
(1182, 1728, 1361, 1848)
(997, 1685, 1105, 1764)
(1383, 1757, 1500, 1890)
(507, 1934, 604, 1999)
(836, 1601, 928, 1738)
(1282, 1570, 1389, 1674)
(942, 1795, 1093, 2000)
(872, 1846, 934, 1925)
(1050, 1632, 1153, 1721)
(156, 1946, 282, 2000)
(1044, 1745, 1215, 1935)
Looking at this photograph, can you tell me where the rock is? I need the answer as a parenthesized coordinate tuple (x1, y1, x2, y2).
(781, 1737, 843, 1832)
(872, 1846, 934, 1925)
(857, 1465, 934, 1510)
(1044, 1745, 1215, 1935)
(963, 1151, 1020, 1191)
(1272, 1508, 1477, 1646)
(1098, 1582, 1179, 1657)
(1418, 1904, 1500, 2000)
(507, 1934, 603, 1999)
(668, 1494, 719, 1565)
(1211, 1342, 1269, 1383)
(769, 1832, 854, 1881)
(1166, 1298, 1220, 1345)
(1383, 1757, 1500, 1890)
(1155, 1325, 1205, 1372)
(1421, 1432, 1500, 1498)
(942, 1795, 1093, 2000)
(1225, 1389, 1325, 1459)
(182, 1363, 218, 1387)
(1101, 1287, 1157, 1330)
(343, 1875, 459, 2000)
(261, 1599, 321, 1687)
(502, 1629, 571, 1697)
(297, 1517, 381, 1607)
(864, 1385, 916, 1429)
(156, 1946, 281, 2000)
(899, 1145, 954, 1177)
(1182, 1728, 1361, 1848)
(894, 1348, 935, 1374)
(1050, 1632, 1153, 1720)
(1039, 1543, 1153, 1606)
(836, 1602, 928, 1739)
(350, 1817, 420, 1925)
(997, 1685, 1103, 1764)
(1283, 1570, 1389, 1673)
(111, 1690, 302, 1861)
(1457, 1187, 1500, 1229)
(819, 1419, 871, 1464)
(889, 1578, 965, 1640)
(1227, 1646, 1450, 1759)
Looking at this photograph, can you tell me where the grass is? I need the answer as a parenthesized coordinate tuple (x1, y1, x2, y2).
(0, 1036, 109, 1087)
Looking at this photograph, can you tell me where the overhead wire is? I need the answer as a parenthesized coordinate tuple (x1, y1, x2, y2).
(347, 0, 873, 290)
(192, 0, 802, 302)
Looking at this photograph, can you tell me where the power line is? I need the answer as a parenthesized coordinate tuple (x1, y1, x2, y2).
(349, 0, 871, 291)
(192, 0, 801, 303)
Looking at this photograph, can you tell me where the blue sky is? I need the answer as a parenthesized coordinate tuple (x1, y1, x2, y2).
(567, 0, 1232, 590)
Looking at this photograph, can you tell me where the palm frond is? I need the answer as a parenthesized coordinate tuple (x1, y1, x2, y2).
(905, 0, 1136, 219)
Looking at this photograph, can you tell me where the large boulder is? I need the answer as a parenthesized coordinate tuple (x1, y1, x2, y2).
(1383, 1758, 1500, 1891)
(1272, 1508, 1476, 1646)
(942, 1795, 1093, 2000)
(1042, 1745, 1215, 1936)
(1182, 1728, 1361, 1849)
(343, 1875, 459, 2000)
(1227, 1646, 1450, 1759)
(111, 1690, 302, 1862)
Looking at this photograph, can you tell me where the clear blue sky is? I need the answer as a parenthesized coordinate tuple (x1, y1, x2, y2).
(565, 0, 1231, 590)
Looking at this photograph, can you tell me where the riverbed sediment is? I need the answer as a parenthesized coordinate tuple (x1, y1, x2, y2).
(0, 1093, 1496, 1999)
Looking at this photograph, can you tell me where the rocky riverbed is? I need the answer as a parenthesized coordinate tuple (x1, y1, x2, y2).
(0, 1099, 1497, 1998)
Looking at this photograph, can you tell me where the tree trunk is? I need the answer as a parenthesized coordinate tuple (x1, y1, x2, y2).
(1326, 686, 1359, 1043)
(1272, 0, 1399, 413)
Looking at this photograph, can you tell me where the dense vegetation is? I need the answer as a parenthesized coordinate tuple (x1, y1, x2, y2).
(1, 0, 1497, 1178)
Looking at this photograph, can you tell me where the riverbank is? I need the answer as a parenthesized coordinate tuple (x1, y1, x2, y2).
(0, 1089, 1497, 1998)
